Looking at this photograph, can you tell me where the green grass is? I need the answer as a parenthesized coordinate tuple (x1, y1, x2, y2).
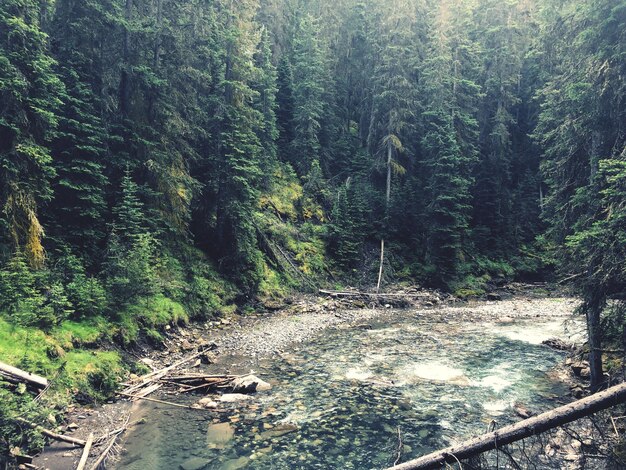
(51, 318, 108, 349)
(0, 317, 125, 402)
(113, 294, 189, 345)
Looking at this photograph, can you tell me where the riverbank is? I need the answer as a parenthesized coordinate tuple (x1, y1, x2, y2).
(32, 284, 583, 469)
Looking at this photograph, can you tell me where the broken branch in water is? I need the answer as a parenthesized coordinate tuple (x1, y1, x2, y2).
(75, 432, 93, 470)
(89, 415, 132, 470)
(394, 426, 403, 466)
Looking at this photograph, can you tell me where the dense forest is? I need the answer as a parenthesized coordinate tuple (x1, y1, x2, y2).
(0, 0, 625, 461)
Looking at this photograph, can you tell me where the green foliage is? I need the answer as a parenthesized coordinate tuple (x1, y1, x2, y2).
(0, 385, 48, 457)
(328, 181, 368, 268)
(113, 295, 188, 346)
(289, 15, 327, 176)
(0, 317, 124, 402)
(0, 252, 44, 322)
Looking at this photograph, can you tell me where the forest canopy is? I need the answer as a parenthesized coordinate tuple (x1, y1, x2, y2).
(0, 0, 624, 360)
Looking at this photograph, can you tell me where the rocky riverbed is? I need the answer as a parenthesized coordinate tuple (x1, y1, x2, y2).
(34, 285, 585, 469)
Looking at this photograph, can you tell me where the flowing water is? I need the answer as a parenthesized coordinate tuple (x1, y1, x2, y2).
(115, 301, 582, 470)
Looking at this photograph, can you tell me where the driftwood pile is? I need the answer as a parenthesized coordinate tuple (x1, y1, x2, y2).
(15, 415, 136, 470)
(118, 345, 262, 402)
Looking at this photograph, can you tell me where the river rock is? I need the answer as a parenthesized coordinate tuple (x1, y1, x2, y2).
(207, 422, 234, 449)
(180, 457, 209, 470)
(255, 423, 298, 441)
(222, 456, 249, 470)
(220, 393, 253, 402)
(571, 361, 590, 378)
(197, 397, 218, 408)
(231, 375, 272, 393)
(542, 337, 574, 351)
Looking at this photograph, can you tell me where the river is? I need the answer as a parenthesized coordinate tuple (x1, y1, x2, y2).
(115, 296, 582, 469)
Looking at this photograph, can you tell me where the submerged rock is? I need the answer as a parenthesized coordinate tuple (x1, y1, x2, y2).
(197, 397, 218, 409)
(255, 423, 298, 441)
(222, 456, 250, 470)
(207, 422, 234, 449)
(180, 457, 209, 470)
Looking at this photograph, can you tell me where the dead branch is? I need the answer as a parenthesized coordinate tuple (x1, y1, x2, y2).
(121, 345, 215, 397)
(76, 432, 93, 470)
(15, 418, 87, 447)
(394, 426, 403, 466)
(89, 435, 118, 470)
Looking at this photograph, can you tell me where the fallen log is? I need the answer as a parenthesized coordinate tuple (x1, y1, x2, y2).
(387, 382, 626, 470)
(318, 289, 427, 298)
(76, 432, 93, 470)
(0, 361, 48, 389)
(15, 418, 87, 447)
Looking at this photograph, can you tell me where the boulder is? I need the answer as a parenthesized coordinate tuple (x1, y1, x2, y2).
(571, 361, 590, 377)
(231, 375, 272, 393)
(542, 338, 574, 351)
(487, 293, 502, 301)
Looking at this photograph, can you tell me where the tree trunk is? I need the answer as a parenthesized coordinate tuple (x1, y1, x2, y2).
(586, 290, 606, 391)
(376, 239, 385, 293)
(387, 382, 626, 470)
(153, 0, 163, 69)
(15, 418, 87, 447)
(120, 0, 133, 116)
(377, 133, 393, 293)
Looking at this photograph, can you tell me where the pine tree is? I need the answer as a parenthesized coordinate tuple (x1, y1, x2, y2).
(46, 0, 112, 257)
(420, 0, 481, 287)
(366, 0, 419, 291)
(105, 171, 160, 306)
(536, 0, 626, 390)
(252, 27, 280, 182)
(472, 0, 536, 257)
(0, 0, 64, 267)
(276, 56, 296, 164)
(289, 14, 326, 176)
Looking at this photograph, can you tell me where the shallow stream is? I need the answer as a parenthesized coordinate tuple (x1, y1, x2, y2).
(116, 300, 582, 469)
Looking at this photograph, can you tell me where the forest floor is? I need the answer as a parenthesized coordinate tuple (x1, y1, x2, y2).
(33, 283, 583, 469)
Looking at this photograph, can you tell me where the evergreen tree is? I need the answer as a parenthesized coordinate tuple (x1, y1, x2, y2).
(289, 14, 326, 176)
(536, 0, 626, 390)
(105, 171, 160, 306)
(0, 0, 64, 267)
(46, 0, 112, 257)
(276, 56, 296, 164)
(420, 0, 481, 287)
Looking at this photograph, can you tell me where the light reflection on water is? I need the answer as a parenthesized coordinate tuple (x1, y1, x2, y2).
(115, 308, 577, 470)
